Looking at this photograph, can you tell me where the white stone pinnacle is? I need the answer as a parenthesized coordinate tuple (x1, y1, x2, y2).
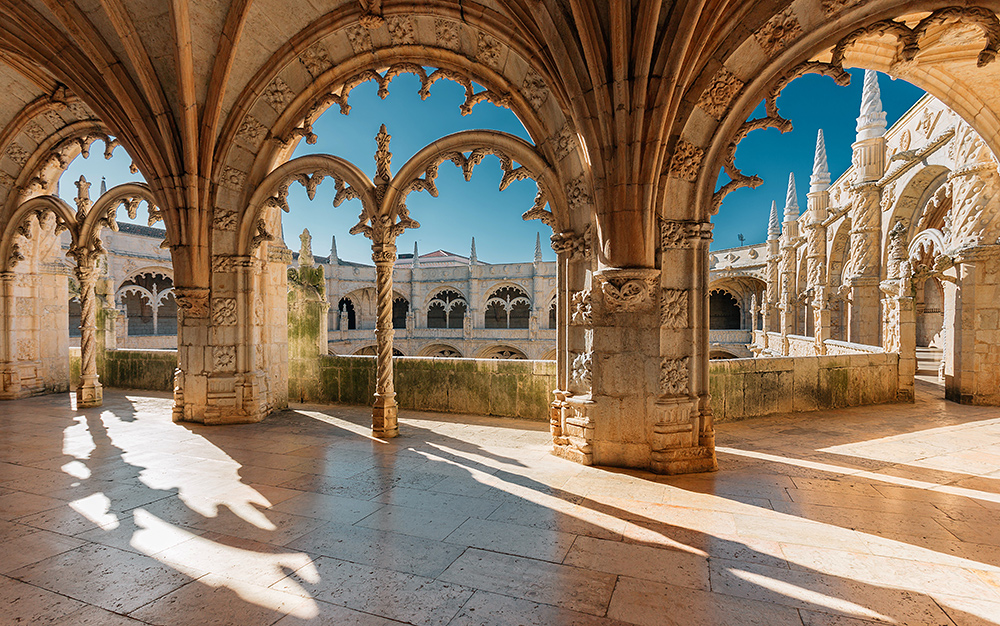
(534, 232, 543, 263)
(413, 241, 420, 269)
(767, 200, 780, 240)
(783, 172, 799, 222)
(470, 237, 477, 264)
(810, 129, 830, 192)
(856, 69, 887, 140)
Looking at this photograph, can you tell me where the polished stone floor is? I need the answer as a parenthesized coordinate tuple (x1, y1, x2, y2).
(1, 383, 999, 625)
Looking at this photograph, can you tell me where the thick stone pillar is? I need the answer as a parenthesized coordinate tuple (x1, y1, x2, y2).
(74, 260, 103, 408)
(846, 70, 886, 347)
(0, 272, 19, 399)
(172, 286, 210, 422)
(946, 245, 1000, 405)
(372, 241, 398, 438)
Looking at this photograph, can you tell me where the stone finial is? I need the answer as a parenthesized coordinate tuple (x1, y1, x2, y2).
(767, 201, 780, 240)
(412, 241, 420, 269)
(74, 175, 92, 216)
(330, 235, 338, 264)
(810, 129, 830, 192)
(783, 172, 799, 222)
(100, 176, 107, 196)
(470, 237, 477, 264)
(299, 228, 314, 266)
(856, 70, 887, 140)
(534, 232, 543, 263)
(374, 124, 392, 185)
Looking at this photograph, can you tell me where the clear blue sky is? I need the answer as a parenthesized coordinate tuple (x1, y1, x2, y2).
(60, 68, 926, 260)
(713, 68, 924, 250)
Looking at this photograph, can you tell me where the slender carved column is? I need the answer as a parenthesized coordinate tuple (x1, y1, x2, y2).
(762, 201, 780, 350)
(779, 174, 800, 355)
(807, 130, 831, 354)
(550, 227, 593, 464)
(372, 241, 398, 437)
(0, 272, 19, 399)
(881, 222, 915, 402)
(74, 259, 102, 408)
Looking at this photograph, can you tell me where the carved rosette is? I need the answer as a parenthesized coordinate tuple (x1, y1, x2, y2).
(754, 7, 803, 57)
(660, 289, 689, 328)
(594, 268, 660, 314)
(659, 356, 690, 397)
(696, 68, 743, 120)
(213, 346, 236, 371)
(668, 140, 704, 182)
(212, 298, 237, 326)
(570, 290, 592, 326)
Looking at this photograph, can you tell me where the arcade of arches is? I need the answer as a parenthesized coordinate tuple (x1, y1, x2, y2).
(4, 1, 1000, 480)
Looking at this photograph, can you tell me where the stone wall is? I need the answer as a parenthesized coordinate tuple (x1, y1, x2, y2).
(71, 348, 177, 392)
(709, 352, 899, 422)
(290, 354, 556, 420)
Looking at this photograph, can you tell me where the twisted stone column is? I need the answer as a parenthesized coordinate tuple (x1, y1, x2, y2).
(75, 261, 103, 408)
(372, 241, 398, 437)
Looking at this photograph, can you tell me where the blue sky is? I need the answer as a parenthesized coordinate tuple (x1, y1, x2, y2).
(61, 68, 925, 261)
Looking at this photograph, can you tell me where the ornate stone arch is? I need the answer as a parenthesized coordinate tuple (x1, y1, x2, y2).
(666, 2, 1000, 229)
(0, 195, 78, 272)
(76, 183, 160, 253)
(883, 163, 951, 259)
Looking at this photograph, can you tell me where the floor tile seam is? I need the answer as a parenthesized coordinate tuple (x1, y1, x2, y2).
(305, 596, 413, 625)
(928, 594, 964, 626)
(123, 573, 224, 619)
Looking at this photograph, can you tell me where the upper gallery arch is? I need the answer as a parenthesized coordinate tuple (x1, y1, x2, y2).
(212, 6, 593, 234)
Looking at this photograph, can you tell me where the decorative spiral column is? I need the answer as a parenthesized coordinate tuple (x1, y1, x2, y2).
(75, 260, 103, 408)
(372, 241, 398, 437)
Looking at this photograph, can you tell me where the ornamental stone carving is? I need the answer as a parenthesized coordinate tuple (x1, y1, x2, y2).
(24, 122, 45, 143)
(821, 0, 860, 14)
(299, 43, 333, 78)
(234, 115, 268, 149)
(213, 345, 236, 371)
(596, 269, 660, 313)
(565, 175, 592, 213)
(174, 288, 210, 319)
(212, 256, 235, 272)
(553, 123, 576, 161)
(477, 32, 505, 70)
(570, 290, 592, 326)
(435, 19, 460, 49)
(668, 140, 704, 182)
(660, 356, 690, 397)
(550, 226, 591, 260)
(16, 338, 37, 361)
(345, 24, 374, 53)
(570, 351, 592, 388)
(221, 167, 247, 190)
(660, 219, 709, 248)
(660, 289, 689, 328)
(387, 17, 415, 45)
(696, 67, 743, 120)
(522, 70, 549, 110)
(213, 208, 237, 231)
(754, 6, 803, 57)
(5, 143, 28, 167)
(263, 77, 295, 111)
(212, 298, 237, 326)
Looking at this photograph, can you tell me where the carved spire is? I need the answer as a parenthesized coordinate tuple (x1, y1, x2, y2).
(412, 241, 420, 269)
(374, 124, 392, 186)
(534, 232, 542, 263)
(330, 235, 338, 265)
(299, 228, 314, 266)
(74, 175, 92, 217)
(100, 176, 107, 196)
(856, 70, 887, 141)
(783, 172, 799, 222)
(767, 201, 780, 241)
(470, 237, 477, 265)
(810, 129, 830, 192)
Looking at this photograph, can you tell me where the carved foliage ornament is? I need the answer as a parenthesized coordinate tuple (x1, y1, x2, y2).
(755, 6, 803, 57)
(660, 289, 689, 328)
(570, 290, 592, 326)
(660, 356, 690, 397)
(597, 269, 659, 314)
(212, 298, 237, 326)
(174, 288, 210, 319)
(570, 351, 592, 389)
(668, 140, 704, 182)
(697, 68, 744, 120)
(660, 219, 711, 249)
(550, 224, 591, 260)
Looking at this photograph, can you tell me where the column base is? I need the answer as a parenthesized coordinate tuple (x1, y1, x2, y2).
(649, 397, 718, 475)
(76, 375, 103, 408)
(551, 394, 594, 465)
(0, 366, 22, 400)
(372, 393, 398, 438)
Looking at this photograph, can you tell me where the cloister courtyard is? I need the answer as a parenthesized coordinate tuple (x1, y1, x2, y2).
(0, 380, 997, 625)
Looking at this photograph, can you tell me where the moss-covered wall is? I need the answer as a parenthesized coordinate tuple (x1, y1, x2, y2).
(290, 354, 557, 420)
(710, 353, 900, 422)
(71, 349, 177, 392)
